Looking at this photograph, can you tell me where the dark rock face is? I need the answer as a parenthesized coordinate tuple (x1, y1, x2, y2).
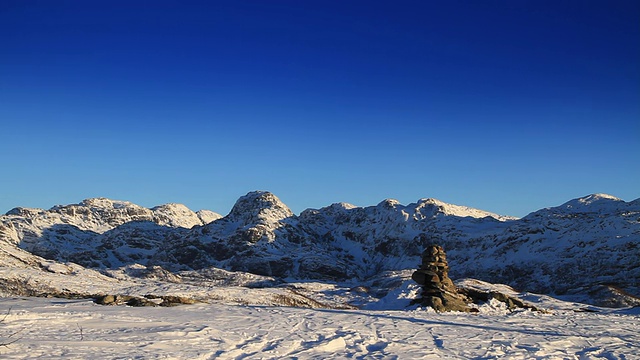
(411, 245, 473, 312)
(94, 294, 156, 307)
(94, 294, 199, 307)
(457, 288, 542, 312)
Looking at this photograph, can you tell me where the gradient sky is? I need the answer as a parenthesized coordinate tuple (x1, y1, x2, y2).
(1, 0, 638, 217)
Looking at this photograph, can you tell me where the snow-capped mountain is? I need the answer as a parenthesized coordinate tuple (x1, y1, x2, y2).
(0, 198, 221, 268)
(1, 191, 638, 304)
(2, 197, 221, 236)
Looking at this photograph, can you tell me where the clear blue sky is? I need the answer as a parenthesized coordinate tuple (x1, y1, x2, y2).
(1, 0, 638, 217)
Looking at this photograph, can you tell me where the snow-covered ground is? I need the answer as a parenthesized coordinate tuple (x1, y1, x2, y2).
(0, 296, 638, 359)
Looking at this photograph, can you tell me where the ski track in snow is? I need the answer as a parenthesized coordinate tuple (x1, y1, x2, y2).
(0, 298, 638, 359)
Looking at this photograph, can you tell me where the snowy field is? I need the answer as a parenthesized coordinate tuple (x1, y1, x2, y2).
(0, 297, 638, 359)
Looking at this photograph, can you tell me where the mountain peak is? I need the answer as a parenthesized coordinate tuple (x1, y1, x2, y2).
(196, 209, 223, 224)
(4, 197, 218, 233)
(414, 198, 514, 221)
(331, 202, 358, 210)
(522, 193, 627, 219)
(557, 193, 624, 213)
(576, 193, 621, 204)
(5, 207, 43, 216)
(377, 199, 402, 209)
(228, 191, 294, 224)
(151, 203, 212, 228)
(78, 197, 136, 210)
(151, 203, 192, 213)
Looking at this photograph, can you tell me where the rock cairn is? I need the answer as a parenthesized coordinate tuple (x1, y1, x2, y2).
(411, 244, 545, 312)
(411, 245, 472, 312)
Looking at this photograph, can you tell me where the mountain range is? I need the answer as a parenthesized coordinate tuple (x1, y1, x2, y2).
(1, 191, 638, 306)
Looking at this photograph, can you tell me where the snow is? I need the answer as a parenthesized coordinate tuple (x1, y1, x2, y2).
(0, 264, 636, 359)
(0, 297, 637, 359)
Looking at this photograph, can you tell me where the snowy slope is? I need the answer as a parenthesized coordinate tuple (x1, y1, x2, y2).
(0, 252, 638, 359)
(0, 295, 638, 359)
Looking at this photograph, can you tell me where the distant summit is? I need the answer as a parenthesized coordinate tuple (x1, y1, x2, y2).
(3, 197, 222, 235)
(227, 191, 294, 225)
(560, 193, 623, 211)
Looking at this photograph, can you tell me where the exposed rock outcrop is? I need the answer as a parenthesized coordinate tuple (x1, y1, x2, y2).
(94, 294, 200, 307)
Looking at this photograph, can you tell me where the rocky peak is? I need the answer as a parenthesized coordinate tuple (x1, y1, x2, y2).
(151, 203, 193, 213)
(324, 202, 358, 213)
(54, 198, 151, 229)
(5, 207, 43, 217)
(525, 193, 631, 219)
(2, 197, 221, 239)
(298, 202, 358, 231)
(300, 202, 357, 219)
(560, 193, 623, 212)
(151, 203, 209, 228)
(377, 199, 401, 209)
(196, 210, 223, 224)
(413, 198, 444, 218)
(49, 197, 149, 218)
(414, 198, 513, 221)
(227, 191, 294, 225)
(79, 197, 130, 209)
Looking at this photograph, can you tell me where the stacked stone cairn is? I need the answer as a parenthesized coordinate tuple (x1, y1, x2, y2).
(411, 244, 544, 312)
(411, 244, 473, 312)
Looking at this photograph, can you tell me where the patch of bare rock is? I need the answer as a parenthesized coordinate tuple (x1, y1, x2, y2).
(94, 294, 199, 307)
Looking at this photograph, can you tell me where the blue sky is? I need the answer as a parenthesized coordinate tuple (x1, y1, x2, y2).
(1, 1, 638, 217)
